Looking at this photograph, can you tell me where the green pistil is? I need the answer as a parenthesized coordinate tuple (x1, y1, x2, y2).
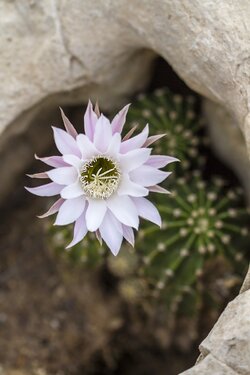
(80, 156, 121, 199)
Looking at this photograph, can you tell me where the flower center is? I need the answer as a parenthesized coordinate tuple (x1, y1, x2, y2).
(80, 156, 121, 199)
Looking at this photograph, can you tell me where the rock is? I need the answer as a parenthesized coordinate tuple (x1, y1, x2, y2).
(1, 1, 250, 202)
(180, 354, 238, 375)
(203, 100, 250, 204)
(0, 0, 154, 202)
(109, 1, 250, 159)
(180, 290, 250, 375)
(240, 265, 250, 294)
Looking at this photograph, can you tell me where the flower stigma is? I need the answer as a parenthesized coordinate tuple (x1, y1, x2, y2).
(80, 156, 121, 199)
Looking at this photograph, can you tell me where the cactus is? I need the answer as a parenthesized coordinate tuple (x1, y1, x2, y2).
(137, 174, 249, 313)
(127, 88, 207, 173)
(49, 88, 250, 318)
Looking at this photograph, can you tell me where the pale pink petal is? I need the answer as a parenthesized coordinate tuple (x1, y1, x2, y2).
(94, 114, 112, 152)
(122, 225, 134, 247)
(63, 155, 82, 170)
(132, 197, 161, 227)
(148, 185, 171, 194)
(122, 124, 138, 141)
(106, 133, 121, 158)
(109, 211, 124, 234)
(146, 155, 179, 168)
(107, 195, 139, 229)
(111, 104, 130, 134)
(95, 229, 103, 245)
(52, 127, 81, 157)
(27, 172, 48, 179)
(55, 196, 86, 225)
(35, 154, 67, 168)
(77, 134, 98, 159)
(99, 211, 123, 255)
(117, 174, 148, 197)
(143, 134, 165, 147)
(120, 148, 151, 172)
(85, 198, 107, 232)
(60, 180, 84, 199)
(130, 166, 171, 186)
(47, 167, 78, 185)
(66, 212, 87, 249)
(84, 100, 98, 141)
(59, 107, 78, 138)
(25, 182, 62, 197)
(120, 125, 149, 153)
(94, 102, 101, 117)
(38, 198, 64, 218)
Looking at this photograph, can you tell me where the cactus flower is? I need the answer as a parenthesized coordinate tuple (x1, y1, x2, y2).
(26, 101, 178, 255)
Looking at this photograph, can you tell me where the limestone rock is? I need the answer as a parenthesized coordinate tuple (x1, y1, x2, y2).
(1, 1, 250, 202)
(180, 354, 238, 375)
(0, 0, 155, 202)
(203, 100, 250, 204)
(240, 264, 250, 294)
(180, 290, 250, 375)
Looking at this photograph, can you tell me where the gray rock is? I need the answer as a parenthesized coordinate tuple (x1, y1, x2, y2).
(203, 100, 250, 204)
(180, 290, 250, 374)
(181, 354, 238, 375)
(240, 265, 250, 294)
(1, 1, 250, 202)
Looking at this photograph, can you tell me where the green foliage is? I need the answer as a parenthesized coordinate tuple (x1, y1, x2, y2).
(137, 175, 248, 313)
(49, 88, 250, 317)
(127, 88, 206, 173)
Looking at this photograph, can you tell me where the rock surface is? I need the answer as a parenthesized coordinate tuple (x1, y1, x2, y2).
(181, 354, 238, 375)
(240, 265, 250, 294)
(1, 1, 250, 201)
(203, 100, 250, 204)
(180, 289, 250, 375)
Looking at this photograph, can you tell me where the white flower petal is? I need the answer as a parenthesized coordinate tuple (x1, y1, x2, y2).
(77, 134, 98, 159)
(110, 211, 124, 234)
(25, 182, 62, 197)
(122, 124, 138, 141)
(132, 197, 161, 227)
(117, 174, 148, 197)
(59, 107, 78, 138)
(95, 229, 103, 245)
(47, 167, 78, 185)
(120, 124, 149, 153)
(52, 127, 80, 156)
(60, 180, 84, 199)
(130, 166, 171, 186)
(148, 185, 171, 194)
(120, 148, 151, 172)
(35, 154, 67, 168)
(84, 100, 98, 141)
(111, 104, 130, 134)
(55, 196, 86, 225)
(94, 114, 112, 152)
(122, 225, 134, 247)
(38, 198, 64, 218)
(85, 199, 107, 232)
(146, 155, 179, 168)
(99, 211, 123, 255)
(143, 133, 165, 147)
(66, 212, 88, 248)
(106, 133, 121, 158)
(107, 195, 139, 229)
(27, 172, 48, 179)
(63, 155, 83, 170)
